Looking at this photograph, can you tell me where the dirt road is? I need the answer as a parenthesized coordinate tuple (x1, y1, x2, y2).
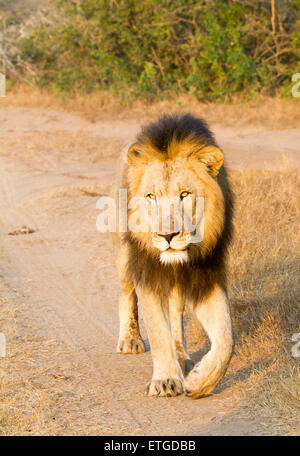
(0, 107, 299, 435)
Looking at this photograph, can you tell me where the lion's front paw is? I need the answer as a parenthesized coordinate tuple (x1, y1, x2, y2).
(146, 378, 183, 397)
(117, 337, 145, 354)
(184, 367, 219, 399)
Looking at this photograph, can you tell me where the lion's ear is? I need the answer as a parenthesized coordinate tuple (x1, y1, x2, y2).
(124, 143, 145, 166)
(196, 145, 224, 177)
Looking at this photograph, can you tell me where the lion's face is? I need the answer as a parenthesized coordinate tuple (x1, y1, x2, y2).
(134, 159, 205, 264)
(125, 139, 225, 265)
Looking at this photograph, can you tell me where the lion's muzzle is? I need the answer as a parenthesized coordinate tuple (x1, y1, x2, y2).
(151, 232, 191, 264)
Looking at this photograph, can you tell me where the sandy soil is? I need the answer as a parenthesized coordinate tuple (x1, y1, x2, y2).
(0, 106, 299, 435)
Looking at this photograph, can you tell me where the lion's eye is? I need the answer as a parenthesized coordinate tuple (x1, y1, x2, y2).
(146, 193, 156, 200)
(180, 191, 190, 199)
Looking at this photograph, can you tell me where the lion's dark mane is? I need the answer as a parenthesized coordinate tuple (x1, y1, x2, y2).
(137, 113, 216, 151)
(124, 114, 233, 305)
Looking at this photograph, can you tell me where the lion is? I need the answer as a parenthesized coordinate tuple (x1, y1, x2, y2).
(111, 113, 234, 398)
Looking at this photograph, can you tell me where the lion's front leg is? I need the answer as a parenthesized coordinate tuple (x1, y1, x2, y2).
(184, 286, 233, 399)
(136, 285, 184, 397)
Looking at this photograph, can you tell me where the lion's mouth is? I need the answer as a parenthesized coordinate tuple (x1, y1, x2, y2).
(159, 248, 189, 265)
(151, 232, 191, 253)
(165, 247, 187, 252)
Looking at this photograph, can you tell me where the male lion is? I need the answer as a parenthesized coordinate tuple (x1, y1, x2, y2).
(112, 113, 233, 398)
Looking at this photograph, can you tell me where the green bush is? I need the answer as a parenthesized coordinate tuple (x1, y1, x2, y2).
(11, 0, 300, 100)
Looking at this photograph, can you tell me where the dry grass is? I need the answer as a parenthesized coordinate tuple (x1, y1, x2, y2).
(3, 85, 300, 129)
(229, 168, 300, 432)
(187, 167, 300, 433)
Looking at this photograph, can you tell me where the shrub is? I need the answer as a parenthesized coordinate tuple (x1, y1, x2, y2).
(5, 0, 300, 100)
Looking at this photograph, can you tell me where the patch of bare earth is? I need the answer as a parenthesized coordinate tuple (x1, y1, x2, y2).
(0, 102, 299, 435)
(4, 86, 300, 130)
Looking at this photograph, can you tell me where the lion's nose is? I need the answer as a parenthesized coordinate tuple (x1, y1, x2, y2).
(158, 232, 179, 244)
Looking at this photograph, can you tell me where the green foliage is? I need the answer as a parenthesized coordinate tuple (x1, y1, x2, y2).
(9, 0, 300, 100)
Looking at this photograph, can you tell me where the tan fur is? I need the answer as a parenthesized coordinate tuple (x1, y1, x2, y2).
(112, 115, 233, 397)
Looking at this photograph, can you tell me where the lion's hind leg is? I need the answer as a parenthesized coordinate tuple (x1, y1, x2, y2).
(184, 286, 233, 398)
(116, 245, 145, 355)
(117, 286, 145, 354)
